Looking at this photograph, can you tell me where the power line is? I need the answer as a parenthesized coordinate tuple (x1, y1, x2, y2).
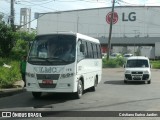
(15, 3, 52, 13)
(54, 0, 108, 3)
(16, 12, 48, 30)
(27, 0, 109, 3)
(117, 0, 145, 6)
(16, 1, 57, 11)
(17, 0, 54, 6)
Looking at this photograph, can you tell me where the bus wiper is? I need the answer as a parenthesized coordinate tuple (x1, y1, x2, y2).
(29, 57, 68, 63)
(47, 57, 68, 62)
(29, 57, 52, 63)
(30, 57, 48, 60)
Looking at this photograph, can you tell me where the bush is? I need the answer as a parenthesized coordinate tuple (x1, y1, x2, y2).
(115, 57, 125, 66)
(0, 58, 11, 66)
(150, 61, 160, 69)
(0, 22, 18, 57)
(9, 50, 27, 60)
(103, 57, 125, 68)
(103, 59, 116, 68)
(0, 59, 21, 88)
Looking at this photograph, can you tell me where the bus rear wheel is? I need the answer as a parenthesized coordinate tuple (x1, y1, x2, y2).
(32, 92, 42, 99)
(90, 77, 98, 91)
(74, 80, 83, 99)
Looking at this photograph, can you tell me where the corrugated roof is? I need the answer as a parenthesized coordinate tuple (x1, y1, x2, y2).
(39, 6, 160, 15)
(98, 37, 160, 45)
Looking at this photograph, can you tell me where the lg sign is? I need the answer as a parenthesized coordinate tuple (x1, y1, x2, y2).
(106, 11, 136, 24)
(106, 12, 118, 24)
(122, 12, 136, 21)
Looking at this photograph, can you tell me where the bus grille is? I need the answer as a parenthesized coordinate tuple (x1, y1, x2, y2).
(36, 74, 60, 80)
(39, 83, 57, 88)
(36, 74, 60, 88)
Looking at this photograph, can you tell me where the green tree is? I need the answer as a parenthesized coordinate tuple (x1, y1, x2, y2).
(17, 31, 36, 42)
(0, 22, 18, 57)
(10, 31, 36, 59)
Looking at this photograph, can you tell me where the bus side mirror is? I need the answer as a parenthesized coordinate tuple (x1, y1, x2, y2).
(80, 44, 85, 52)
(123, 64, 126, 68)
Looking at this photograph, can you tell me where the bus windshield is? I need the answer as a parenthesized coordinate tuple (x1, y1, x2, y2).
(28, 34, 76, 65)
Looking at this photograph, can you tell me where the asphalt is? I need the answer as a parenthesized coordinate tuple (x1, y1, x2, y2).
(0, 80, 26, 98)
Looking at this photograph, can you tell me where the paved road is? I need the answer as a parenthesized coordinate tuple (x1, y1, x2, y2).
(0, 68, 160, 120)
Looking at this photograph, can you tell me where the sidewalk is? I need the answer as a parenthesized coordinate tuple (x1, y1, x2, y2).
(0, 80, 26, 98)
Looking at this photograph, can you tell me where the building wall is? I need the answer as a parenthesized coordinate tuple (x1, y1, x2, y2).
(37, 6, 160, 38)
(37, 6, 160, 58)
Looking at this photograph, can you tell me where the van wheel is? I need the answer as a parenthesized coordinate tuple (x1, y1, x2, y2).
(32, 92, 42, 99)
(74, 80, 83, 99)
(90, 77, 98, 91)
(147, 80, 151, 84)
(124, 80, 127, 84)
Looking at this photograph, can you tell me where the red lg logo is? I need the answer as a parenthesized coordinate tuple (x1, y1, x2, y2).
(106, 11, 118, 24)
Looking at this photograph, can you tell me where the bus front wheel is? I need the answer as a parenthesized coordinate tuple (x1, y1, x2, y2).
(32, 92, 42, 99)
(74, 80, 83, 99)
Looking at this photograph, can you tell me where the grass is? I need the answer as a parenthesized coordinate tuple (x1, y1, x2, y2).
(103, 58, 160, 69)
(103, 57, 125, 68)
(0, 58, 21, 88)
(150, 60, 160, 69)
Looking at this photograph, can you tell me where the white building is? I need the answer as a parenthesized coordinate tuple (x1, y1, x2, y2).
(36, 6, 160, 59)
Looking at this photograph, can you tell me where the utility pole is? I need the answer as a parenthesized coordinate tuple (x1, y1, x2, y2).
(10, 0, 15, 31)
(107, 0, 115, 60)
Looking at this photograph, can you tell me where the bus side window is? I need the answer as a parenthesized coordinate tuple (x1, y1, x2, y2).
(93, 44, 98, 58)
(82, 41, 88, 58)
(87, 42, 94, 58)
(77, 40, 85, 62)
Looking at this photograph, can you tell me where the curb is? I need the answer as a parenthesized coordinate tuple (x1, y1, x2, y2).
(0, 88, 26, 98)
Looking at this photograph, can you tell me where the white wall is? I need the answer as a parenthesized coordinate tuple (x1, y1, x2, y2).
(37, 6, 160, 38)
(112, 46, 155, 59)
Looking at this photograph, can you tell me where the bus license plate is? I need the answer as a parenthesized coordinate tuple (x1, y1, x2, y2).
(42, 80, 53, 84)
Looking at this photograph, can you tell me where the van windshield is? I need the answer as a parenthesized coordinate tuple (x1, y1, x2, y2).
(126, 59, 149, 68)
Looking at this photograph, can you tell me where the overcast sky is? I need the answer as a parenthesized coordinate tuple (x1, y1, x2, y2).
(0, 0, 160, 28)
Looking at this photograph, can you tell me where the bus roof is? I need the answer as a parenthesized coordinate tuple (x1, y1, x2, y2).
(37, 32, 100, 44)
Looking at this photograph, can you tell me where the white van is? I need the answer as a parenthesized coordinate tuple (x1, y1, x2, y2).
(124, 56, 151, 84)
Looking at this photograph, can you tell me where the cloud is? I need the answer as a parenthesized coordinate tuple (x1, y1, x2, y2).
(53, 1, 109, 11)
(145, 0, 160, 6)
(117, 0, 145, 6)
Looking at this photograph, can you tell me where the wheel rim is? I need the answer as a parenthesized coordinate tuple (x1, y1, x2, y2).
(78, 81, 82, 96)
(95, 78, 98, 87)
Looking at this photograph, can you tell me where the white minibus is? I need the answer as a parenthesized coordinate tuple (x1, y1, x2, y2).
(26, 32, 102, 99)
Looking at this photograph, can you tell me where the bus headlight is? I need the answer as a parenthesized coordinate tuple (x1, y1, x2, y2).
(60, 73, 74, 79)
(26, 72, 35, 78)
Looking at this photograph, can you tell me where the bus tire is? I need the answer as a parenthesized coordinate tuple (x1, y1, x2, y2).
(147, 80, 151, 84)
(32, 92, 42, 99)
(90, 77, 98, 91)
(74, 80, 83, 99)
